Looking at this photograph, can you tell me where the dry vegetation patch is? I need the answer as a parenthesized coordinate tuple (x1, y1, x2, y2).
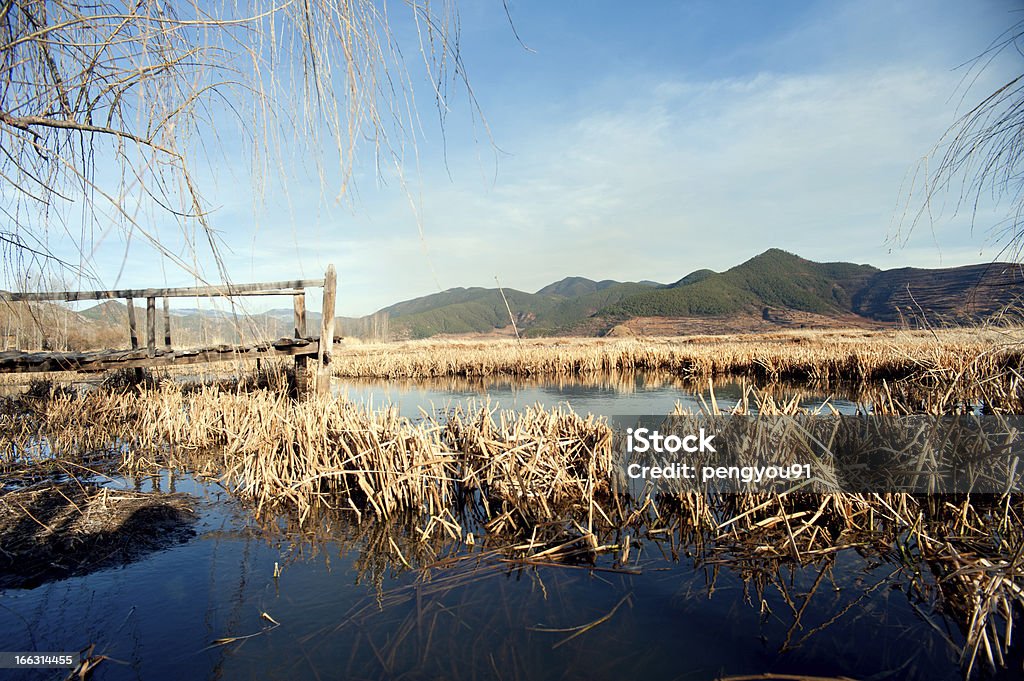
(329, 330, 1024, 388)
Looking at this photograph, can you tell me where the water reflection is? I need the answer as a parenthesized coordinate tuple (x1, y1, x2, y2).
(2, 470, 1006, 681)
(334, 372, 863, 418)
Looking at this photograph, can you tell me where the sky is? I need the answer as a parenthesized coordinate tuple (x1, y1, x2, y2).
(29, 0, 1024, 316)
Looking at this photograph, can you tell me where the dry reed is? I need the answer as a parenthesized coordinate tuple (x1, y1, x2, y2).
(330, 330, 1024, 391)
(3, 367, 1024, 674)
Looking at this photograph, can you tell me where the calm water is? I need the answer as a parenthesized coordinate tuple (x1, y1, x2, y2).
(0, 376, 994, 680)
(0, 471, 971, 681)
(333, 374, 862, 418)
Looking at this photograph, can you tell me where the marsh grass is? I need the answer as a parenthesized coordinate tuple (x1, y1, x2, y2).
(2, 355, 1024, 674)
(331, 330, 1024, 387)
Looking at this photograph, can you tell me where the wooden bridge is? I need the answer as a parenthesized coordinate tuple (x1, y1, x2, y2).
(0, 265, 338, 395)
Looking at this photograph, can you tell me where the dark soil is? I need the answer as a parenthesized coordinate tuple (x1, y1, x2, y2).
(0, 481, 196, 589)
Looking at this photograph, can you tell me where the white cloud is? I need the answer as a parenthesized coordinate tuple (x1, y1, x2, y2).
(362, 62, 1014, 308)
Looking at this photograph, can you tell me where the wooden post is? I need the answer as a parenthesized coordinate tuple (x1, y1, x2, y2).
(293, 291, 307, 338)
(316, 265, 336, 397)
(293, 291, 308, 394)
(127, 297, 143, 381)
(163, 297, 172, 349)
(126, 298, 139, 350)
(146, 297, 156, 357)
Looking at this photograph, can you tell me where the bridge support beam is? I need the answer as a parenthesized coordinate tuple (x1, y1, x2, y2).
(316, 265, 337, 398)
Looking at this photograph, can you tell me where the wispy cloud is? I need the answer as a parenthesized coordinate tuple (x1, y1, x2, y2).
(26, 1, 1018, 317)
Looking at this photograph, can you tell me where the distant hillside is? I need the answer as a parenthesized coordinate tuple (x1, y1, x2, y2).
(671, 269, 716, 288)
(336, 249, 1023, 339)
(528, 282, 661, 335)
(853, 263, 1024, 324)
(76, 301, 292, 347)
(601, 250, 879, 319)
(536, 277, 623, 298)
(332, 278, 661, 339)
(383, 288, 555, 339)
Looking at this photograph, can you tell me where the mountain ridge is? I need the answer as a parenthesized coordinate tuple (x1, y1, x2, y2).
(333, 249, 1022, 338)
(68, 249, 1024, 343)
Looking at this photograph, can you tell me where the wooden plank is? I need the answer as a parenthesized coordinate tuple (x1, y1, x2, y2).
(146, 297, 156, 358)
(0, 278, 325, 302)
(126, 298, 139, 350)
(316, 265, 337, 397)
(0, 341, 321, 373)
(293, 291, 309, 387)
(274, 337, 312, 349)
(163, 297, 172, 349)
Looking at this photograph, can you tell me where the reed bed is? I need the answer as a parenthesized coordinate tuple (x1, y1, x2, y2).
(3, 371, 1024, 675)
(330, 329, 1024, 388)
(0, 384, 615, 531)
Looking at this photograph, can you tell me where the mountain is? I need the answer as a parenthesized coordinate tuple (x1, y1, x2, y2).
(340, 278, 664, 339)
(336, 249, 1024, 339)
(60, 250, 1024, 347)
(79, 299, 129, 324)
(670, 269, 716, 288)
(536, 277, 623, 298)
(75, 300, 293, 347)
(381, 288, 555, 338)
(601, 250, 879, 318)
(852, 263, 1024, 323)
(528, 282, 663, 335)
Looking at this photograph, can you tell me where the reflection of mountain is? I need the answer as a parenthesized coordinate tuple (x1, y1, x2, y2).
(337, 249, 1024, 338)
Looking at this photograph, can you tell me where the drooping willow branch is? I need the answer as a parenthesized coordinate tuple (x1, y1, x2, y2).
(0, 0, 480, 289)
(897, 20, 1024, 261)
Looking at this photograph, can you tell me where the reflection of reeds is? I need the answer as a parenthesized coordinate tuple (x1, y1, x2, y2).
(255, 490, 1023, 679)
(4, 377, 1024, 675)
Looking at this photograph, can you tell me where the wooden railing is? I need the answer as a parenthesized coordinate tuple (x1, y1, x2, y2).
(0, 265, 338, 395)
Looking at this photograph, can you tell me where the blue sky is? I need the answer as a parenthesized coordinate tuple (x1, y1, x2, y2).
(39, 0, 1024, 315)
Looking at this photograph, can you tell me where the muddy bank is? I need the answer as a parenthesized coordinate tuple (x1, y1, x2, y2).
(0, 482, 196, 589)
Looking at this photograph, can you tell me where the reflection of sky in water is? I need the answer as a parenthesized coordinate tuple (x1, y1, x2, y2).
(0, 471, 964, 681)
(334, 373, 861, 418)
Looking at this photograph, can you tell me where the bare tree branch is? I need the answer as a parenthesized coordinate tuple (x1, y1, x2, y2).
(897, 20, 1024, 259)
(0, 0, 479, 291)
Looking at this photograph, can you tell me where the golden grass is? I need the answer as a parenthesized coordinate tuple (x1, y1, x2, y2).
(329, 329, 1024, 386)
(0, 384, 613, 531)
(2, 358, 1024, 674)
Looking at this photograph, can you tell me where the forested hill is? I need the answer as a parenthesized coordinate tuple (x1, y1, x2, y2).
(332, 249, 1024, 338)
